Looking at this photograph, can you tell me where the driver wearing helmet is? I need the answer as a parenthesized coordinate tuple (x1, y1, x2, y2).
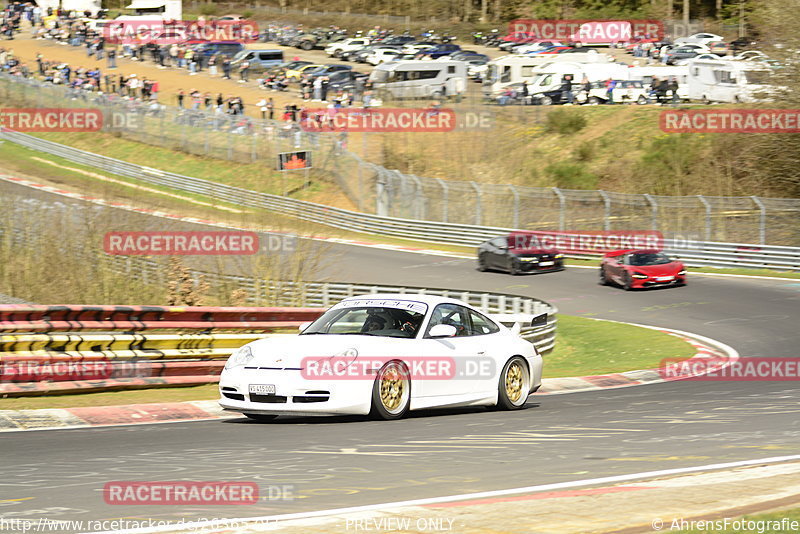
(361, 314, 387, 333)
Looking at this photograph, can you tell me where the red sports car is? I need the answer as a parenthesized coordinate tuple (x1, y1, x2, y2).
(599, 250, 686, 290)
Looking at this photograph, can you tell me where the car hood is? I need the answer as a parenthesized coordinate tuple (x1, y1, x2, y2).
(244, 334, 417, 368)
(627, 262, 684, 275)
(509, 247, 559, 255)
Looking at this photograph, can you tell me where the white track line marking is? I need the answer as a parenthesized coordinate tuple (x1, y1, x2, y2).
(84, 455, 800, 534)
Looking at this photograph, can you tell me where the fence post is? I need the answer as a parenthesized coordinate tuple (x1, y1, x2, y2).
(697, 195, 712, 241)
(552, 187, 565, 231)
(434, 177, 448, 222)
(598, 190, 611, 231)
(408, 174, 424, 220)
(509, 185, 520, 228)
(751, 196, 766, 245)
(470, 181, 482, 225)
(644, 193, 658, 231)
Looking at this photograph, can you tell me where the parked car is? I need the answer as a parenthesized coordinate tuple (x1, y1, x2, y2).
(326, 70, 369, 92)
(666, 46, 706, 65)
(674, 32, 724, 46)
(352, 45, 402, 63)
(267, 60, 311, 76)
(477, 234, 564, 275)
(512, 40, 564, 54)
(401, 41, 438, 55)
(192, 41, 245, 59)
(707, 41, 731, 55)
(325, 37, 371, 58)
(229, 49, 284, 71)
(219, 294, 544, 420)
(599, 250, 686, 290)
(304, 64, 354, 79)
(576, 80, 649, 104)
(285, 63, 324, 80)
(367, 48, 403, 65)
(417, 44, 461, 59)
(674, 53, 721, 65)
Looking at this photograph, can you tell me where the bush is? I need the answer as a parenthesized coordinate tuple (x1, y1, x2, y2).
(545, 162, 598, 189)
(199, 3, 218, 16)
(544, 109, 588, 135)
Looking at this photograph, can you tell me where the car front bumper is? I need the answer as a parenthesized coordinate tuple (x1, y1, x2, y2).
(219, 367, 373, 416)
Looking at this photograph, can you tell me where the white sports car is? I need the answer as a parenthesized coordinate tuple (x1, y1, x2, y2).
(219, 294, 544, 420)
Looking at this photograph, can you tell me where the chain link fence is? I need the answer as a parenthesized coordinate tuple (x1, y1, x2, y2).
(1, 73, 799, 246)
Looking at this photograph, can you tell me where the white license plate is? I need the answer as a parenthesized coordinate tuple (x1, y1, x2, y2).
(656, 276, 674, 281)
(249, 384, 276, 395)
(539, 261, 554, 267)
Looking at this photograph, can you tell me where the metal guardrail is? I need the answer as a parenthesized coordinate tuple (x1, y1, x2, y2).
(3, 130, 798, 272)
(2, 72, 799, 244)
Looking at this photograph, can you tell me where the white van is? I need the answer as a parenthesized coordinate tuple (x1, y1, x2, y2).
(687, 58, 774, 103)
(524, 62, 632, 97)
(482, 52, 613, 95)
(368, 60, 467, 99)
(628, 65, 689, 101)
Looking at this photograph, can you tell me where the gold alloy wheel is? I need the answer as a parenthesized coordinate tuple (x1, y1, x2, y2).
(379, 364, 407, 413)
(505, 361, 524, 404)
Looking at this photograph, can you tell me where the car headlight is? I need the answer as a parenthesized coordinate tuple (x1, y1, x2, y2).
(631, 272, 649, 279)
(678, 269, 687, 275)
(225, 345, 254, 370)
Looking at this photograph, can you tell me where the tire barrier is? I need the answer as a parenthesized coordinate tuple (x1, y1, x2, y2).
(0, 305, 326, 333)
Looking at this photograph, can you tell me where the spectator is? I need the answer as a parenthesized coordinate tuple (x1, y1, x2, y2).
(238, 58, 249, 83)
(560, 74, 574, 105)
(605, 78, 617, 104)
(221, 57, 231, 79)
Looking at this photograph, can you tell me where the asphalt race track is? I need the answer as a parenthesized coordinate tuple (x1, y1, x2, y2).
(1, 179, 799, 531)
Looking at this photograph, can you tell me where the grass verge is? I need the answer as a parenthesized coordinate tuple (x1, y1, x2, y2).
(0, 315, 695, 409)
(543, 315, 696, 378)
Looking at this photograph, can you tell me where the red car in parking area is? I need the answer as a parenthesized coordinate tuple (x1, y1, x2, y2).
(599, 250, 686, 290)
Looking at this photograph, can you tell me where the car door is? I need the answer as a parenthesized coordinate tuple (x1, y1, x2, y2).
(605, 254, 624, 282)
(415, 304, 492, 400)
(486, 237, 508, 269)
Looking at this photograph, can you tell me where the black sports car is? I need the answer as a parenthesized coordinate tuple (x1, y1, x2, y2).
(477, 235, 565, 275)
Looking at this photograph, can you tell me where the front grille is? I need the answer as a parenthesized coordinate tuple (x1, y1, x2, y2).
(222, 392, 245, 401)
(293, 390, 331, 403)
(250, 394, 288, 403)
(293, 396, 329, 403)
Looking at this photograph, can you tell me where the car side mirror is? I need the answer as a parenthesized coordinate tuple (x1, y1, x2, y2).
(530, 314, 548, 328)
(299, 321, 312, 333)
(429, 324, 457, 338)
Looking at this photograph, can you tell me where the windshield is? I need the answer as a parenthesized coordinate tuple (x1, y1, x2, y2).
(302, 300, 428, 338)
(484, 64, 498, 84)
(369, 69, 390, 83)
(628, 253, 672, 266)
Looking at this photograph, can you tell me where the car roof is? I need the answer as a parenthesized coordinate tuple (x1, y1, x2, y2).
(340, 293, 470, 307)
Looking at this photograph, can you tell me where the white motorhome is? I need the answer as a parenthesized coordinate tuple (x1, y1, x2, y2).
(687, 58, 774, 103)
(482, 52, 613, 95)
(523, 61, 632, 97)
(368, 60, 467, 99)
(628, 65, 689, 100)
